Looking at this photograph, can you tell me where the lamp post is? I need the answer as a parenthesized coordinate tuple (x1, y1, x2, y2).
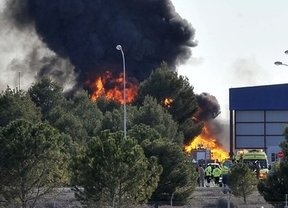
(19, 71, 20, 90)
(116, 45, 127, 138)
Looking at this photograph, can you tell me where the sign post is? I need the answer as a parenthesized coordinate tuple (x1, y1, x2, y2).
(284, 194, 288, 208)
(277, 151, 284, 160)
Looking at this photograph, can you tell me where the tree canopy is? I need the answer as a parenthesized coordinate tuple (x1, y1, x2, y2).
(134, 62, 202, 145)
(0, 87, 42, 127)
(141, 138, 197, 206)
(67, 90, 103, 137)
(227, 163, 258, 204)
(0, 119, 70, 207)
(132, 95, 180, 143)
(128, 123, 161, 144)
(135, 62, 198, 123)
(28, 76, 66, 121)
(71, 130, 162, 207)
(258, 124, 288, 207)
(0, 75, 202, 206)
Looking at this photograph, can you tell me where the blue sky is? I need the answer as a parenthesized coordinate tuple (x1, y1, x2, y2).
(173, 0, 288, 121)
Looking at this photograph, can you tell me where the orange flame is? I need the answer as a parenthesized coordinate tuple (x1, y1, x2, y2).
(185, 125, 229, 162)
(163, 98, 173, 108)
(86, 71, 138, 104)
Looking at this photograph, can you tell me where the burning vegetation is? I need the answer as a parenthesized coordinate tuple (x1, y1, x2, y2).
(87, 74, 229, 162)
(86, 71, 138, 104)
(163, 98, 173, 108)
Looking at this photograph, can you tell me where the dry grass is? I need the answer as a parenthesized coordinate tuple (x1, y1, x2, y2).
(189, 186, 273, 208)
(32, 186, 275, 208)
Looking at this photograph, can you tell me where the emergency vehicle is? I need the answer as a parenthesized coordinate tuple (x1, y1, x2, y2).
(235, 149, 270, 179)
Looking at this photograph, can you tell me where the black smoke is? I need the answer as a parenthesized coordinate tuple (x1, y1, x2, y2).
(196, 92, 221, 121)
(195, 92, 229, 151)
(3, 0, 197, 93)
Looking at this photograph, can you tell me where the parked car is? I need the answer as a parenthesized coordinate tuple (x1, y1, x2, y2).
(207, 162, 221, 169)
(207, 162, 222, 186)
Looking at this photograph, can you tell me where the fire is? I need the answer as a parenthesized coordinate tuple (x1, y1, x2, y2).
(86, 73, 228, 163)
(163, 98, 173, 108)
(185, 125, 229, 162)
(86, 71, 138, 104)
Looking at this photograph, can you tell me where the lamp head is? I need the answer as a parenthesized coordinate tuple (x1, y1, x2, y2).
(116, 45, 122, 50)
(274, 61, 283, 66)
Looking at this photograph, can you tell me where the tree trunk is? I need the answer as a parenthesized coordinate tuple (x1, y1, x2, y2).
(155, 201, 159, 208)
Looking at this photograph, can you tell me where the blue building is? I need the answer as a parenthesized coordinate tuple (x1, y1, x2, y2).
(229, 83, 288, 163)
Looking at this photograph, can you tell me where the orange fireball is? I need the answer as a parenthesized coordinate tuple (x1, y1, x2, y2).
(163, 98, 173, 108)
(185, 125, 229, 162)
(86, 71, 138, 104)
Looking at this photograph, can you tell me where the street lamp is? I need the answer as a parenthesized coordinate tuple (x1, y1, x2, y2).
(274, 50, 288, 67)
(274, 61, 288, 67)
(116, 45, 127, 138)
(18, 71, 21, 90)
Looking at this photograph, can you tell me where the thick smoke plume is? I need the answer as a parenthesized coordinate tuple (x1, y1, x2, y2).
(195, 92, 229, 151)
(195, 92, 221, 121)
(3, 0, 197, 94)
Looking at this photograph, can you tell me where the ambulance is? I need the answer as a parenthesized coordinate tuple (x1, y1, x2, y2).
(236, 149, 270, 179)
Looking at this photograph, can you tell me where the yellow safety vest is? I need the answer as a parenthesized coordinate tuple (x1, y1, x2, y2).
(212, 167, 222, 177)
(205, 166, 212, 176)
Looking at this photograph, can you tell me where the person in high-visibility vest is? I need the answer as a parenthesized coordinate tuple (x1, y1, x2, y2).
(204, 164, 212, 187)
(212, 165, 222, 186)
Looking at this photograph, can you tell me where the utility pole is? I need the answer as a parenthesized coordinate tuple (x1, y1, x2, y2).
(18, 71, 21, 90)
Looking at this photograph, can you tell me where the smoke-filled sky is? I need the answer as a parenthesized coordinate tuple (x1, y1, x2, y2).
(1, 0, 288, 124)
(0, 0, 227, 149)
(0, 0, 197, 96)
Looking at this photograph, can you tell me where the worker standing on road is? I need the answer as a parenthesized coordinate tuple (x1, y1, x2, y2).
(221, 165, 230, 187)
(212, 165, 222, 187)
(198, 164, 205, 187)
(255, 161, 261, 179)
(204, 164, 212, 187)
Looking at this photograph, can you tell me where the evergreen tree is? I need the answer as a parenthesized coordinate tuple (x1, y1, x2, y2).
(258, 163, 286, 208)
(134, 62, 202, 145)
(141, 138, 197, 206)
(0, 87, 42, 127)
(96, 95, 121, 113)
(135, 62, 198, 123)
(67, 90, 103, 137)
(0, 119, 70, 207)
(227, 163, 258, 204)
(28, 76, 66, 121)
(132, 95, 181, 143)
(101, 108, 124, 133)
(71, 130, 162, 207)
(258, 124, 288, 207)
(128, 123, 161, 144)
(53, 111, 88, 144)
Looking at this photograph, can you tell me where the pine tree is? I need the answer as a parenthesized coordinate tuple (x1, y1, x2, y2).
(227, 163, 258, 204)
(0, 119, 69, 207)
(71, 130, 162, 207)
(134, 62, 202, 145)
(258, 124, 288, 207)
